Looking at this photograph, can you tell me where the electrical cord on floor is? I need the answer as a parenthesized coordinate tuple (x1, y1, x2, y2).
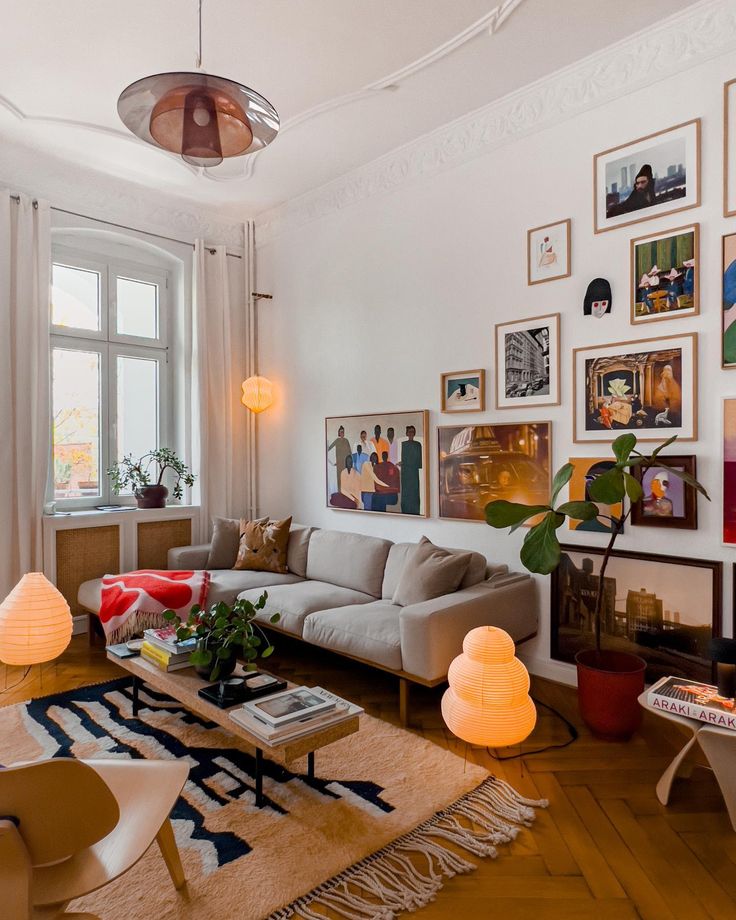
(0, 665, 32, 694)
(485, 696, 578, 761)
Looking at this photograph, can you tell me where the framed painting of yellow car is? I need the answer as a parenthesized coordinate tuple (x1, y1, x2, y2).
(437, 423, 551, 522)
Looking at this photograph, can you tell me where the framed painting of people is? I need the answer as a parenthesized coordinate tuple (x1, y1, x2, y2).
(441, 370, 485, 413)
(572, 333, 697, 443)
(495, 314, 560, 410)
(438, 422, 551, 522)
(594, 119, 701, 233)
(631, 224, 699, 324)
(631, 455, 697, 530)
(325, 410, 429, 517)
(527, 219, 571, 285)
(551, 545, 721, 685)
(725, 79, 736, 217)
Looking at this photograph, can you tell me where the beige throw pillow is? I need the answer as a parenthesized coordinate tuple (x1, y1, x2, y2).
(206, 516, 267, 569)
(392, 536, 472, 607)
(233, 516, 292, 574)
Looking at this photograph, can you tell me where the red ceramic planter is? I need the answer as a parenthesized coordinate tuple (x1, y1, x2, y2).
(575, 649, 646, 741)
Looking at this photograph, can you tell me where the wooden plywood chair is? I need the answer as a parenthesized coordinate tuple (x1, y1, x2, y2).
(0, 758, 189, 920)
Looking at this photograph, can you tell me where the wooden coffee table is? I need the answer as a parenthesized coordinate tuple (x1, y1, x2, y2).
(107, 652, 360, 807)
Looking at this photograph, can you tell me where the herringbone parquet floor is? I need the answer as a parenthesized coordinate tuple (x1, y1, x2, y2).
(3, 635, 735, 919)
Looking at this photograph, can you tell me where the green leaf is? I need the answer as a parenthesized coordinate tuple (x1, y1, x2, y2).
(190, 648, 212, 667)
(215, 617, 228, 629)
(655, 462, 710, 499)
(556, 500, 600, 522)
(215, 646, 231, 660)
(588, 468, 626, 504)
(485, 500, 549, 530)
(162, 609, 176, 621)
(269, 613, 281, 624)
(245, 663, 258, 671)
(261, 645, 275, 659)
(550, 463, 574, 504)
(649, 434, 678, 459)
(623, 471, 643, 502)
(519, 512, 564, 575)
(612, 433, 637, 465)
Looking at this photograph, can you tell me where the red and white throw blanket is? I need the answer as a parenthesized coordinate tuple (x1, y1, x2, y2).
(100, 570, 210, 644)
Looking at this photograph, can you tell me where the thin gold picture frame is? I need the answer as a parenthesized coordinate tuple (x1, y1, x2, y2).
(495, 313, 561, 410)
(724, 78, 736, 218)
(440, 369, 485, 413)
(527, 218, 571, 286)
(629, 222, 700, 325)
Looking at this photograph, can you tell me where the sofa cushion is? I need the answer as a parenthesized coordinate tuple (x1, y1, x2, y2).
(306, 529, 392, 598)
(239, 580, 375, 637)
(208, 570, 303, 606)
(303, 602, 402, 671)
(392, 537, 472, 607)
(206, 517, 241, 569)
(233, 516, 292, 574)
(286, 524, 315, 577)
(382, 542, 487, 599)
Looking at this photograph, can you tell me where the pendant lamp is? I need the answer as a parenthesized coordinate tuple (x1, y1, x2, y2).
(241, 376, 274, 414)
(0, 573, 72, 666)
(118, 1, 278, 167)
(442, 626, 536, 748)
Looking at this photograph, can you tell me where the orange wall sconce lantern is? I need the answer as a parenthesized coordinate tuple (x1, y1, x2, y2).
(241, 376, 274, 414)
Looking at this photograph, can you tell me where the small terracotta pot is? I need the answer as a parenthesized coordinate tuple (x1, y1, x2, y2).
(575, 649, 646, 741)
(135, 484, 168, 509)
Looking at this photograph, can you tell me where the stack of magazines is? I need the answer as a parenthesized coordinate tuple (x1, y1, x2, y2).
(140, 626, 197, 672)
(230, 685, 363, 746)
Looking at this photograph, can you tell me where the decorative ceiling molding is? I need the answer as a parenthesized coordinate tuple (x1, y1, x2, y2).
(256, 0, 736, 248)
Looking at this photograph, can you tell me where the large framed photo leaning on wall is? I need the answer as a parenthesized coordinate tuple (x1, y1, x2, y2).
(572, 332, 697, 442)
(325, 410, 429, 516)
(551, 546, 722, 685)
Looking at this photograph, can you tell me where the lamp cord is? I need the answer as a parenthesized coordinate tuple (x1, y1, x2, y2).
(196, 0, 203, 69)
(485, 697, 578, 761)
(1, 665, 32, 695)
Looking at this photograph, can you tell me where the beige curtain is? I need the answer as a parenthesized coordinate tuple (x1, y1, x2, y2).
(0, 191, 51, 598)
(192, 223, 256, 539)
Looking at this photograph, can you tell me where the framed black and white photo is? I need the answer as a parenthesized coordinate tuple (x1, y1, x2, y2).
(594, 119, 701, 234)
(495, 313, 560, 410)
(551, 545, 721, 684)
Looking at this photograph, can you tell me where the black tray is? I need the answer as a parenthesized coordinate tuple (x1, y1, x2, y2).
(197, 673, 287, 709)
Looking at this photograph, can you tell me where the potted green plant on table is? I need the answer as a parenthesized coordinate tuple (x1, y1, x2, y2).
(485, 433, 709, 740)
(164, 594, 281, 682)
(107, 447, 196, 508)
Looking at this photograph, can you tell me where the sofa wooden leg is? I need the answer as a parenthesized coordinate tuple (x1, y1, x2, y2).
(399, 678, 409, 728)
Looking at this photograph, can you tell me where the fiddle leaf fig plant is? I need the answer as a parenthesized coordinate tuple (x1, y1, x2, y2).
(485, 434, 709, 654)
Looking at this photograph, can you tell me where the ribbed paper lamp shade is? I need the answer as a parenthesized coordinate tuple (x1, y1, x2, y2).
(441, 626, 536, 748)
(241, 376, 274, 413)
(0, 573, 72, 665)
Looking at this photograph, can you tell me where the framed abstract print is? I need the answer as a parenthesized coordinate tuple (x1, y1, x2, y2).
(441, 370, 485, 413)
(495, 313, 560, 410)
(325, 410, 429, 517)
(438, 422, 550, 522)
(724, 398, 736, 544)
(723, 232, 736, 368)
(572, 333, 697, 442)
(567, 457, 623, 534)
(551, 545, 721, 685)
(631, 223, 699, 324)
(527, 219, 571, 285)
(631, 455, 697, 530)
(594, 119, 701, 233)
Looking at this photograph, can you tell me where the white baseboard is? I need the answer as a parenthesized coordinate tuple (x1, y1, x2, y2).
(72, 614, 88, 636)
(519, 652, 577, 688)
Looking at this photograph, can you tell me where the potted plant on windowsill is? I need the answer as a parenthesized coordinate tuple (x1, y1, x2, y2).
(164, 594, 281, 682)
(107, 447, 196, 508)
(485, 433, 709, 741)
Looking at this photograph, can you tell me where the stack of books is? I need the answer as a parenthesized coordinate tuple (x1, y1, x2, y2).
(647, 675, 736, 731)
(140, 626, 197, 672)
(230, 685, 362, 746)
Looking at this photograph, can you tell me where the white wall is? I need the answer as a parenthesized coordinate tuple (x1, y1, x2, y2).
(255, 45, 736, 685)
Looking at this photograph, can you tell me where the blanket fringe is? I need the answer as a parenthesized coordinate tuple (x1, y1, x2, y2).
(106, 611, 171, 645)
(267, 776, 548, 920)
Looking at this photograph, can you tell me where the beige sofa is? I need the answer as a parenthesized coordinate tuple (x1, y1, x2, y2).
(79, 524, 537, 722)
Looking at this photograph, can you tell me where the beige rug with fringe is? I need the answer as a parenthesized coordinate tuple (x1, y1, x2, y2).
(0, 677, 546, 919)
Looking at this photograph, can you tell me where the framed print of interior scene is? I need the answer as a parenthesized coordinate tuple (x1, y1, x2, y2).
(326, 410, 429, 517)
(551, 545, 721, 684)
(594, 119, 701, 233)
(495, 313, 560, 410)
(527, 218, 571, 285)
(441, 370, 485, 413)
(573, 333, 697, 442)
(631, 455, 697, 530)
(631, 224, 699, 324)
(438, 422, 550, 522)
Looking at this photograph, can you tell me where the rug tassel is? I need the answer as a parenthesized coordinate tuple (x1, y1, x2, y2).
(268, 776, 547, 920)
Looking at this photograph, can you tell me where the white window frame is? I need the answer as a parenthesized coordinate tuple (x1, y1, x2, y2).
(50, 244, 170, 510)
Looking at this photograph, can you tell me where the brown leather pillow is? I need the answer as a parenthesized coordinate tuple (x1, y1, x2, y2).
(233, 516, 292, 573)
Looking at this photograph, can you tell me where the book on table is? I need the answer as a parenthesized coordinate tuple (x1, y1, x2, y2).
(140, 641, 192, 672)
(647, 676, 736, 731)
(143, 626, 197, 656)
(243, 686, 336, 728)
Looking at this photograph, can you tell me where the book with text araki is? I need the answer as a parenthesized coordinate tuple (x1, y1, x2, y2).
(647, 675, 736, 731)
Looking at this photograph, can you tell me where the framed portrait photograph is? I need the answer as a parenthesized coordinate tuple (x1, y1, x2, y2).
(572, 332, 697, 443)
(325, 410, 429, 517)
(723, 233, 736, 368)
(725, 79, 736, 217)
(441, 369, 485, 413)
(437, 422, 550, 522)
(631, 223, 699, 324)
(527, 218, 571, 285)
(594, 119, 701, 234)
(723, 398, 736, 545)
(567, 458, 623, 534)
(551, 545, 722, 685)
(631, 455, 697, 529)
(495, 313, 560, 410)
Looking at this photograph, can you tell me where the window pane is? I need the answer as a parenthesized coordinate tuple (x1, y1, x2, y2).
(117, 355, 159, 464)
(52, 348, 101, 500)
(52, 263, 101, 331)
(116, 276, 158, 339)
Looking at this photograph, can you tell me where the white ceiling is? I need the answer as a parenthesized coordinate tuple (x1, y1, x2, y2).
(0, 0, 697, 218)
